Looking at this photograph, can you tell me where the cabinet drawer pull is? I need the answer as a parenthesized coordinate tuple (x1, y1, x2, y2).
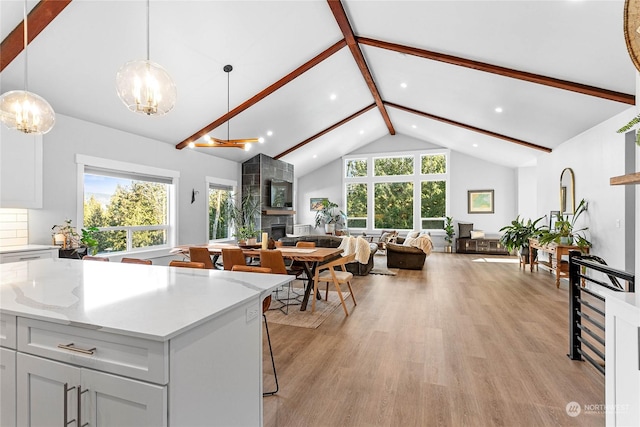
(58, 342, 96, 355)
(19, 256, 41, 261)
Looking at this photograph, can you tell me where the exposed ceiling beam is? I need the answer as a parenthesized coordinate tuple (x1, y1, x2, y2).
(0, 0, 72, 72)
(275, 103, 376, 159)
(327, 0, 395, 135)
(385, 101, 552, 153)
(176, 39, 346, 150)
(360, 37, 635, 105)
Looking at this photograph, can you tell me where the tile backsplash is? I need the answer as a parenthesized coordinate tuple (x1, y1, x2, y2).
(0, 208, 28, 247)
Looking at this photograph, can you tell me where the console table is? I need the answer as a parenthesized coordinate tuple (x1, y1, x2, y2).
(456, 237, 509, 255)
(529, 238, 589, 288)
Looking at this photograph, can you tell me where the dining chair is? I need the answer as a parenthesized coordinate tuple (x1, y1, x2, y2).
(230, 265, 278, 396)
(260, 250, 300, 314)
(188, 247, 215, 269)
(169, 260, 206, 269)
(121, 257, 152, 265)
(312, 253, 357, 317)
(221, 248, 246, 271)
(82, 255, 109, 261)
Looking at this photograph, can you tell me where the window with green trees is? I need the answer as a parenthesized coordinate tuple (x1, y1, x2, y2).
(208, 185, 233, 240)
(83, 172, 169, 253)
(344, 150, 449, 231)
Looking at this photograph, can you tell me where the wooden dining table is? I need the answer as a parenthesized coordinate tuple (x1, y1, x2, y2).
(172, 244, 343, 311)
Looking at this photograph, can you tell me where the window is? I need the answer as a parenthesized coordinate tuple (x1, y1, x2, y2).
(207, 178, 236, 241)
(78, 155, 178, 254)
(343, 150, 449, 232)
(346, 183, 367, 228)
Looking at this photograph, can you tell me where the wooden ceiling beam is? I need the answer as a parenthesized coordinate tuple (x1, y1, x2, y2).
(275, 103, 376, 159)
(176, 39, 346, 149)
(359, 37, 634, 105)
(0, 0, 72, 72)
(385, 101, 552, 153)
(327, 0, 395, 135)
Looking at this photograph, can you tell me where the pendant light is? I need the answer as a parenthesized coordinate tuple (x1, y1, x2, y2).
(115, 0, 176, 116)
(0, 0, 55, 134)
(189, 65, 263, 150)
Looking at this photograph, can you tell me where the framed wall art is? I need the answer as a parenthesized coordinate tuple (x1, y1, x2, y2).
(310, 197, 326, 211)
(467, 190, 494, 214)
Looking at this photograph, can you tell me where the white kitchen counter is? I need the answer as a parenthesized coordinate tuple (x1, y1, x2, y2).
(0, 244, 58, 254)
(0, 258, 292, 341)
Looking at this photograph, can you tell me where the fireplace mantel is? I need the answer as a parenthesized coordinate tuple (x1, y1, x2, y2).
(263, 210, 296, 216)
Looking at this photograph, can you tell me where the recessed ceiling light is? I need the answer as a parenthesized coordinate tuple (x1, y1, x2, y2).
(267, 130, 273, 136)
(411, 124, 417, 129)
(495, 107, 503, 113)
(313, 154, 317, 158)
(400, 82, 407, 89)
(330, 93, 337, 101)
(359, 130, 364, 135)
(258, 137, 265, 143)
(472, 143, 478, 147)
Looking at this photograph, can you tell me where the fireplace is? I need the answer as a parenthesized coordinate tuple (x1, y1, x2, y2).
(270, 224, 286, 241)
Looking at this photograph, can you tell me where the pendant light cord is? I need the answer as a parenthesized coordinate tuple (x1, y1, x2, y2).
(23, 0, 28, 92)
(146, 0, 150, 60)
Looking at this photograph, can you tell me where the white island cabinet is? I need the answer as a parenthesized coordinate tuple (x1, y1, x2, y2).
(0, 259, 292, 427)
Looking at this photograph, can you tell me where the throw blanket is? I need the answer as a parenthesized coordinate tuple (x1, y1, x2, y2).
(404, 234, 433, 256)
(337, 236, 371, 264)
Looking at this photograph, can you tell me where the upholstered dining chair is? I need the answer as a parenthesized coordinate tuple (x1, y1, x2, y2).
(259, 249, 300, 314)
(121, 257, 152, 265)
(82, 255, 109, 261)
(169, 260, 206, 269)
(188, 247, 215, 269)
(221, 248, 246, 271)
(312, 253, 357, 317)
(230, 264, 278, 396)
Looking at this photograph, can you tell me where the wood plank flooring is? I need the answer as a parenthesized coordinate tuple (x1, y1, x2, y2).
(263, 253, 605, 427)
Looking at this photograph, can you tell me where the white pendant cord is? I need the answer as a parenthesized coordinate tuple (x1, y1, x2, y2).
(23, 0, 28, 93)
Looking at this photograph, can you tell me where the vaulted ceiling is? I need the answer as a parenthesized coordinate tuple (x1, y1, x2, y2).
(1, 0, 636, 176)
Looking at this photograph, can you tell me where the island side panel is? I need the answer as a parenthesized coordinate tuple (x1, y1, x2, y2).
(169, 296, 263, 426)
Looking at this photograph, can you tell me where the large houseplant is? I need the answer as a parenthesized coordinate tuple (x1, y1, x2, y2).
(443, 216, 455, 252)
(499, 215, 546, 259)
(538, 199, 591, 249)
(231, 188, 261, 244)
(314, 199, 346, 234)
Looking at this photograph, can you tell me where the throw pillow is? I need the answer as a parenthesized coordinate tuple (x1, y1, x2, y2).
(470, 230, 485, 239)
(458, 223, 474, 239)
(407, 230, 421, 239)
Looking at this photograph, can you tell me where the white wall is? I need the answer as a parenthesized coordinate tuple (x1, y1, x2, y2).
(28, 114, 240, 262)
(536, 107, 636, 270)
(296, 158, 343, 234)
(517, 166, 538, 221)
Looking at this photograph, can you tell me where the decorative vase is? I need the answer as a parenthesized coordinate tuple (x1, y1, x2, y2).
(560, 236, 573, 245)
(444, 245, 452, 253)
(325, 223, 335, 234)
(247, 237, 257, 245)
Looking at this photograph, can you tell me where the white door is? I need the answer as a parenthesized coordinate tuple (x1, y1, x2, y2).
(17, 353, 81, 427)
(1, 348, 16, 427)
(82, 368, 167, 427)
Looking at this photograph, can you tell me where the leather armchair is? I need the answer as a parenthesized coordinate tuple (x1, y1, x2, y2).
(386, 242, 427, 270)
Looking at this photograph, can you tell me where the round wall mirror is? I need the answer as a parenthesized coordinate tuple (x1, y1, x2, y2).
(560, 168, 575, 215)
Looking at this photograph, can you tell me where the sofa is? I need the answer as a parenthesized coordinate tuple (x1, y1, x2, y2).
(278, 235, 378, 275)
(386, 233, 433, 270)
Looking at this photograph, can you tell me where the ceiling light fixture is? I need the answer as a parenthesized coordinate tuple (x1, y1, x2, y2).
(191, 65, 263, 150)
(115, 0, 176, 116)
(400, 82, 408, 88)
(0, 0, 55, 134)
(495, 107, 503, 113)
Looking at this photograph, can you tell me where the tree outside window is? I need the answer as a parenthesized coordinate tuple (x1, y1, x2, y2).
(209, 187, 233, 240)
(346, 183, 367, 228)
(374, 182, 413, 229)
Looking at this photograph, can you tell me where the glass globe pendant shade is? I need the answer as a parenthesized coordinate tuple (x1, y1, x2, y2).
(0, 90, 55, 134)
(115, 59, 176, 116)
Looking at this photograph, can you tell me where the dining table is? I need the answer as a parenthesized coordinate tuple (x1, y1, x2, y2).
(172, 244, 343, 311)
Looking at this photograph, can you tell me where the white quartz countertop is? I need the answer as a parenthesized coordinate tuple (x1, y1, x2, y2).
(0, 258, 292, 341)
(0, 244, 58, 254)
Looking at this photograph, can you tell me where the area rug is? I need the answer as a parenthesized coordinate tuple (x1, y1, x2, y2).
(265, 290, 350, 329)
(369, 255, 399, 276)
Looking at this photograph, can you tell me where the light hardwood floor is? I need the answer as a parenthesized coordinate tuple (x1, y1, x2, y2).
(262, 253, 605, 427)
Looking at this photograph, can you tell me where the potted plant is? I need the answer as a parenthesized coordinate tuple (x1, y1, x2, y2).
(538, 199, 591, 250)
(499, 215, 546, 262)
(443, 216, 455, 253)
(313, 199, 346, 234)
(80, 226, 100, 255)
(52, 220, 100, 257)
(231, 188, 261, 244)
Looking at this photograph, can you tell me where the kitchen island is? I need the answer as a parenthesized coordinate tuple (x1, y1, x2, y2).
(0, 258, 292, 426)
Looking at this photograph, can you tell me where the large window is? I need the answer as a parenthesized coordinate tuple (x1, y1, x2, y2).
(78, 155, 178, 254)
(207, 177, 236, 241)
(343, 150, 449, 232)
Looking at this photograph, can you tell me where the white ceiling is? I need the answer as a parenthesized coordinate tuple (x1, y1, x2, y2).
(0, 0, 636, 176)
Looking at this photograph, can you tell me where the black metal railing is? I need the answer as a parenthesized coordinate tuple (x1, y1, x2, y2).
(568, 251, 635, 375)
